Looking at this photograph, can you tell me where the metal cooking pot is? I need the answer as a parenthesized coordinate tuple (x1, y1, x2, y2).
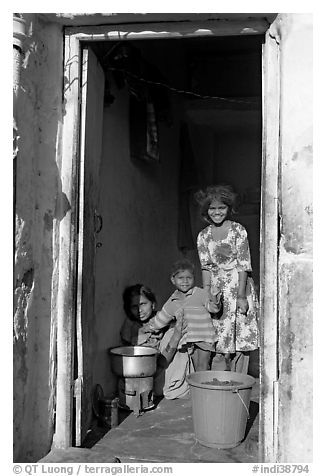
(109, 346, 158, 378)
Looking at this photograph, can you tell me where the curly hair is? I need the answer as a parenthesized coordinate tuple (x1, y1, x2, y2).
(122, 284, 157, 321)
(194, 184, 238, 224)
(170, 258, 195, 277)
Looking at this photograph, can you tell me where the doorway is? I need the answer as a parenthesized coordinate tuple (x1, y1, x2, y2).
(91, 32, 263, 400)
(56, 18, 280, 461)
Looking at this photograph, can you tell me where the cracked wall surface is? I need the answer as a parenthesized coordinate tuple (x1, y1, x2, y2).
(14, 13, 63, 462)
(277, 13, 313, 462)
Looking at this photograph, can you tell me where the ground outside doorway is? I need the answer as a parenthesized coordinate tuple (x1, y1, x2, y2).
(40, 375, 259, 464)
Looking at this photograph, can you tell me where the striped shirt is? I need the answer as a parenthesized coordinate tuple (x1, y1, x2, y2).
(149, 287, 217, 348)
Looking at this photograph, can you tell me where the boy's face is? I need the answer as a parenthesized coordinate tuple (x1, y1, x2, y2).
(171, 269, 195, 294)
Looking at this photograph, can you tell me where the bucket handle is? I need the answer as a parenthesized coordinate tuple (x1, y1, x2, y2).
(233, 388, 250, 419)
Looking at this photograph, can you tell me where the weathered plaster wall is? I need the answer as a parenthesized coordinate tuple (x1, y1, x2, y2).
(14, 14, 63, 462)
(93, 78, 182, 396)
(41, 13, 277, 27)
(276, 13, 313, 462)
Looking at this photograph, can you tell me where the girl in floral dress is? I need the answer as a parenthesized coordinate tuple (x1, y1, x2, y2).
(195, 185, 259, 369)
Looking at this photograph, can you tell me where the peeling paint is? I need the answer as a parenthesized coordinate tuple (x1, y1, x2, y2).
(14, 268, 34, 341)
(304, 205, 313, 215)
(22, 268, 34, 288)
(292, 144, 312, 162)
(280, 233, 305, 256)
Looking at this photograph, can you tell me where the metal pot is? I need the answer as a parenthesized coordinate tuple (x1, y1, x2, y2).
(109, 346, 158, 378)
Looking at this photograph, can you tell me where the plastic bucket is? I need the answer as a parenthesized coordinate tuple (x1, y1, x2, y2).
(186, 370, 256, 449)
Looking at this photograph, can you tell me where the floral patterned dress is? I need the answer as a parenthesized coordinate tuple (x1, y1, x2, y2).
(197, 221, 259, 353)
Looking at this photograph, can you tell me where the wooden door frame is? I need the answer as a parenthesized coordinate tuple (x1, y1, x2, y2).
(260, 25, 281, 462)
(53, 17, 280, 457)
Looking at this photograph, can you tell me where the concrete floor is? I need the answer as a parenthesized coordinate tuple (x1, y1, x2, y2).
(40, 378, 260, 464)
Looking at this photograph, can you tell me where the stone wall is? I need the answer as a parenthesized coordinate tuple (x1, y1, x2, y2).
(277, 13, 313, 462)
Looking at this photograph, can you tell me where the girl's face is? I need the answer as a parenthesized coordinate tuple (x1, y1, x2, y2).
(129, 294, 154, 322)
(207, 199, 229, 225)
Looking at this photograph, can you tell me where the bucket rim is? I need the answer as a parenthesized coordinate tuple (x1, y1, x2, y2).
(186, 370, 256, 390)
(108, 345, 158, 357)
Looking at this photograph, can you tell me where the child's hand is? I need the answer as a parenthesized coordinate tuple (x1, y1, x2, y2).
(207, 301, 221, 313)
(141, 322, 152, 333)
(210, 288, 222, 303)
(137, 329, 151, 344)
(207, 290, 222, 313)
(237, 296, 249, 314)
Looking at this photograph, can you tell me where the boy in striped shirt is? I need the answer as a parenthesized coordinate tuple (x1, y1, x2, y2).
(145, 259, 220, 371)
